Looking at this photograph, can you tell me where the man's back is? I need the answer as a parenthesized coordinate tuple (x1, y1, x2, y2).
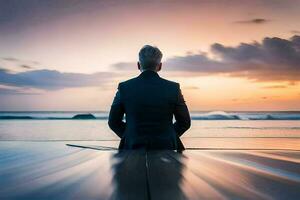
(108, 70, 191, 151)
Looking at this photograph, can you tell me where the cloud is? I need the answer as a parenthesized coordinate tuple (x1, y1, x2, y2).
(0, 87, 40, 95)
(1, 57, 39, 72)
(113, 35, 300, 82)
(0, 0, 135, 33)
(163, 54, 233, 73)
(2, 57, 39, 64)
(262, 85, 287, 89)
(0, 67, 9, 73)
(183, 86, 200, 90)
(2, 57, 19, 62)
(291, 30, 300, 34)
(112, 54, 233, 74)
(113, 62, 136, 71)
(211, 35, 300, 81)
(234, 18, 270, 24)
(0, 69, 116, 90)
(20, 65, 33, 69)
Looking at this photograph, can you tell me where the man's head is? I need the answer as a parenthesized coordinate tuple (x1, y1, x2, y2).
(138, 45, 163, 72)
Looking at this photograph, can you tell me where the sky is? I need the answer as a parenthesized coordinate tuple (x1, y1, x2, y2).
(0, 0, 300, 111)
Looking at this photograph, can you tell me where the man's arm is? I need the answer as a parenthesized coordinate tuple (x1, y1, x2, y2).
(108, 84, 126, 138)
(173, 84, 191, 137)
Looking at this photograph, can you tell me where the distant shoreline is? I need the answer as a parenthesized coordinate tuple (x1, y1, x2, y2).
(1, 110, 300, 113)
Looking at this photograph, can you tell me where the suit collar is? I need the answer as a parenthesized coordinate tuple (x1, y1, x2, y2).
(139, 70, 160, 78)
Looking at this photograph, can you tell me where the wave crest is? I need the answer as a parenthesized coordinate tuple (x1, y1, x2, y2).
(1, 111, 300, 120)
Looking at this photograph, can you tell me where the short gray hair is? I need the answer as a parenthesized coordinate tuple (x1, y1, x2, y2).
(139, 45, 163, 70)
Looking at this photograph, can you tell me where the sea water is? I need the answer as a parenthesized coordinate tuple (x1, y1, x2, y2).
(0, 111, 299, 149)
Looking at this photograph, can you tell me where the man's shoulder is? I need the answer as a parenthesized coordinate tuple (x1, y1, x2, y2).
(118, 75, 180, 89)
(119, 76, 139, 86)
(159, 77, 180, 88)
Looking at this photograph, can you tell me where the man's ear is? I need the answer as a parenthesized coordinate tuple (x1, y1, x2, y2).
(137, 62, 141, 70)
(157, 63, 162, 71)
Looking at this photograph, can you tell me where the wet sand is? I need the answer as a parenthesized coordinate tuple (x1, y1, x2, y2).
(0, 141, 299, 200)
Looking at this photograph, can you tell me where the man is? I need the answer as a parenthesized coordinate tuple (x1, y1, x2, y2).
(108, 45, 191, 151)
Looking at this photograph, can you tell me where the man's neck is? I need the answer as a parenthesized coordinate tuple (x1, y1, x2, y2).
(140, 69, 158, 73)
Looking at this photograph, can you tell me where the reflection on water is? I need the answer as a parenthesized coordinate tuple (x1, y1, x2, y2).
(0, 142, 299, 199)
(182, 151, 300, 199)
(184, 137, 300, 150)
(110, 151, 149, 200)
(110, 150, 186, 200)
(146, 151, 187, 200)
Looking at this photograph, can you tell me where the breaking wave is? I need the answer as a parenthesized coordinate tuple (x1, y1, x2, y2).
(0, 111, 300, 120)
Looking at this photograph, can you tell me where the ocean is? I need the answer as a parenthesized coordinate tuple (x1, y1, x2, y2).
(0, 111, 299, 150)
(1, 111, 300, 199)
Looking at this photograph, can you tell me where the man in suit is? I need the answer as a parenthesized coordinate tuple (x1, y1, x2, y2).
(108, 45, 191, 151)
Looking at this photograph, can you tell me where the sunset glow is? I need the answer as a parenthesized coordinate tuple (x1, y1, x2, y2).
(0, 0, 300, 111)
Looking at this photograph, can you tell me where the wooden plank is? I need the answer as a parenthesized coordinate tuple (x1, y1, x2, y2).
(66, 143, 118, 151)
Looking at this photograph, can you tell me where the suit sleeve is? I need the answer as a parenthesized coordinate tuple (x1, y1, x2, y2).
(108, 83, 126, 138)
(173, 84, 191, 137)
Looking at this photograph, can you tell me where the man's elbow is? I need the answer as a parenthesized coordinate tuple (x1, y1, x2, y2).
(178, 119, 191, 133)
(108, 119, 116, 131)
(183, 119, 191, 131)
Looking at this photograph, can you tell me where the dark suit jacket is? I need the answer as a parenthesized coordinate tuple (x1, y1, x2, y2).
(108, 70, 191, 151)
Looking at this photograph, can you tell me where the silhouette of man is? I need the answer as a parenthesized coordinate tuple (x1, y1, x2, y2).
(108, 45, 191, 151)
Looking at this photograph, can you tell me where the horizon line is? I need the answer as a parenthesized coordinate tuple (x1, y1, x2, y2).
(1, 110, 300, 113)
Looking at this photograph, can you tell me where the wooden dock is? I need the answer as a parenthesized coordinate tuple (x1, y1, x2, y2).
(0, 142, 299, 199)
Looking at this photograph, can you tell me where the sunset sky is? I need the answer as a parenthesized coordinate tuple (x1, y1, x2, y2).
(0, 0, 300, 111)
